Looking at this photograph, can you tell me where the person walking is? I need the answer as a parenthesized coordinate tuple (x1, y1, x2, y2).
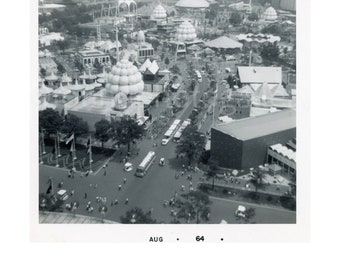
(118, 184, 122, 191)
(125, 198, 129, 204)
(123, 178, 127, 184)
(114, 199, 118, 205)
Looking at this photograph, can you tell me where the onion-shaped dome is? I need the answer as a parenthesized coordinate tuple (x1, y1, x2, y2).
(152, 4, 167, 19)
(105, 59, 144, 96)
(39, 96, 57, 111)
(45, 72, 59, 81)
(114, 92, 128, 110)
(39, 83, 53, 97)
(263, 7, 277, 21)
(68, 79, 85, 91)
(136, 30, 145, 43)
(176, 21, 197, 42)
(91, 80, 103, 89)
(82, 79, 95, 91)
(54, 82, 72, 95)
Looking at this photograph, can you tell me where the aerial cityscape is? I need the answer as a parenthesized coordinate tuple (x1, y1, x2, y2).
(38, 0, 296, 224)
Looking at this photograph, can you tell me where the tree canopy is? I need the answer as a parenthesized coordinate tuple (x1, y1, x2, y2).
(260, 43, 280, 61)
(112, 117, 145, 152)
(39, 108, 64, 137)
(120, 207, 157, 224)
(207, 160, 219, 190)
(229, 12, 243, 26)
(62, 114, 89, 140)
(176, 124, 206, 165)
(248, 12, 259, 21)
(94, 119, 111, 148)
(175, 191, 211, 224)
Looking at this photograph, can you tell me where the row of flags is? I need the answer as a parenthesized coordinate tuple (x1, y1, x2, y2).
(41, 132, 93, 165)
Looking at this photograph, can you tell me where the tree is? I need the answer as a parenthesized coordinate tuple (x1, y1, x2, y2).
(261, 43, 280, 61)
(176, 124, 206, 166)
(39, 193, 64, 213)
(175, 191, 211, 224)
(120, 207, 157, 224)
(39, 108, 64, 137)
(250, 169, 265, 194)
(244, 207, 256, 223)
(207, 160, 219, 190)
(112, 117, 145, 152)
(229, 12, 242, 26)
(164, 56, 170, 66)
(261, 24, 282, 36)
(248, 12, 259, 21)
(57, 63, 66, 74)
(40, 68, 47, 77)
(94, 119, 111, 148)
(61, 114, 89, 142)
(93, 58, 101, 73)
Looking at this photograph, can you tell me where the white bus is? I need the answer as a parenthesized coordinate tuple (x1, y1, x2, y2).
(195, 70, 202, 82)
(135, 151, 156, 177)
(162, 119, 181, 145)
(173, 119, 191, 142)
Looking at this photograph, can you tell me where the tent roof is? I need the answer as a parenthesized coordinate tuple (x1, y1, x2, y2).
(238, 66, 282, 84)
(272, 84, 289, 97)
(205, 36, 243, 49)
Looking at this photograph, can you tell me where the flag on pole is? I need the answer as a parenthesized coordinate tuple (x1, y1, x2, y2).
(46, 180, 53, 194)
(87, 137, 91, 154)
(65, 133, 74, 145)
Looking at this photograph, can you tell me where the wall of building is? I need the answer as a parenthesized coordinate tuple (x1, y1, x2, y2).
(68, 110, 108, 132)
(211, 127, 296, 169)
(210, 128, 243, 169)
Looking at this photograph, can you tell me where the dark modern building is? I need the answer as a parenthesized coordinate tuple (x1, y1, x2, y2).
(211, 109, 296, 169)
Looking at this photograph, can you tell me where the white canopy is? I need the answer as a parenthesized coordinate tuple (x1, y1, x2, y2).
(205, 36, 243, 49)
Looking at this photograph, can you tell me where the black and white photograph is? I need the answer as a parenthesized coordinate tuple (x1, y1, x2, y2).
(35, 0, 301, 239)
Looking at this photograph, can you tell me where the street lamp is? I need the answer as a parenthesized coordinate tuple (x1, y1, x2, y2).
(98, 205, 108, 223)
(41, 129, 46, 154)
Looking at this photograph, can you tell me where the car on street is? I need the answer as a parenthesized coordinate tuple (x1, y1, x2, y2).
(235, 205, 246, 218)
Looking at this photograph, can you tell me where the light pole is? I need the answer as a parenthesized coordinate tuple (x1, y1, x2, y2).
(57, 131, 61, 157)
(39, 140, 44, 164)
(54, 137, 59, 167)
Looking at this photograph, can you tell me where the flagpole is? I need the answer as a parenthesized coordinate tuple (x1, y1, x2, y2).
(42, 129, 46, 154)
(57, 131, 61, 157)
(39, 140, 44, 164)
(72, 137, 76, 171)
(55, 137, 59, 167)
(73, 133, 77, 160)
(89, 135, 93, 174)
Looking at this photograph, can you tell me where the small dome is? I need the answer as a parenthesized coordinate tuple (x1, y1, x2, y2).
(263, 7, 277, 21)
(136, 30, 145, 43)
(176, 21, 197, 41)
(39, 83, 53, 97)
(152, 4, 167, 19)
(54, 82, 72, 95)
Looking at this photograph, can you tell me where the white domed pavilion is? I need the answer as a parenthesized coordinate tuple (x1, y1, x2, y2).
(263, 7, 278, 21)
(136, 30, 145, 44)
(152, 4, 167, 20)
(105, 59, 144, 96)
(176, 21, 197, 42)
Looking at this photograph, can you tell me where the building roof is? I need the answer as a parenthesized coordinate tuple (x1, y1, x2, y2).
(205, 36, 243, 49)
(139, 59, 159, 75)
(269, 143, 296, 163)
(213, 109, 296, 141)
(176, 0, 209, 8)
(238, 66, 282, 84)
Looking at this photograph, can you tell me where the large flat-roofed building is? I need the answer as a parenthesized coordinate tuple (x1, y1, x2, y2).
(77, 49, 111, 66)
(211, 109, 296, 169)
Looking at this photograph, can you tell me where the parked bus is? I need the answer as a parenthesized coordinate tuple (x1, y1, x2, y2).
(173, 119, 191, 142)
(195, 70, 202, 82)
(162, 119, 181, 145)
(135, 151, 156, 177)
